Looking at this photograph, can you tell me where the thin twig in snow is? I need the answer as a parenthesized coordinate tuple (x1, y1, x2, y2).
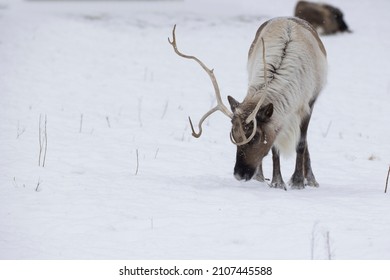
(35, 178, 41, 192)
(38, 114, 42, 166)
(322, 120, 332, 138)
(106, 116, 111, 128)
(161, 99, 169, 119)
(385, 166, 390, 193)
(135, 149, 139, 175)
(325, 231, 332, 260)
(38, 114, 48, 167)
(16, 121, 26, 139)
(42, 115, 48, 167)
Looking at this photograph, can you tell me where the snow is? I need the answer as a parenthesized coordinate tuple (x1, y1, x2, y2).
(0, 0, 389, 260)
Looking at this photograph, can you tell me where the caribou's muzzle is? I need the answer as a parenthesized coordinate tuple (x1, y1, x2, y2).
(233, 164, 256, 181)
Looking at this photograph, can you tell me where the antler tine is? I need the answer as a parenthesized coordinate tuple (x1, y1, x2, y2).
(188, 107, 219, 138)
(232, 38, 268, 146)
(245, 94, 266, 124)
(245, 38, 268, 125)
(168, 24, 233, 138)
(230, 118, 258, 146)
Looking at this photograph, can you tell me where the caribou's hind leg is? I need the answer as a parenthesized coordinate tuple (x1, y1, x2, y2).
(303, 146, 319, 187)
(290, 135, 307, 189)
(289, 102, 319, 189)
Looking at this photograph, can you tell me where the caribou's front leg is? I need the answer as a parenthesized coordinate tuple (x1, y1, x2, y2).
(270, 147, 286, 190)
(254, 161, 265, 182)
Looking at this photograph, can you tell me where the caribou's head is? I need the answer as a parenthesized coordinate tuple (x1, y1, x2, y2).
(227, 96, 275, 181)
(326, 5, 350, 32)
(168, 25, 274, 181)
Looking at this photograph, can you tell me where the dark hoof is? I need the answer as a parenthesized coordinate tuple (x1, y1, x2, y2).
(270, 180, 287, 190)
(288, 177, 305, 190)
(305, 178, 319, 187)
(290, 183, 305, 190)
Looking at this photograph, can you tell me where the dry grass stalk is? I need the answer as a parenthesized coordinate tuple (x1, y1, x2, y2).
(38, 114, 48, 167)
(135, 149, 139, 175)
(385, 166, 390, 193)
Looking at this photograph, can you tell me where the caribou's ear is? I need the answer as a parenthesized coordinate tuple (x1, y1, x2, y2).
(227, 96, 240, 113)
(256, 103, 273, 122)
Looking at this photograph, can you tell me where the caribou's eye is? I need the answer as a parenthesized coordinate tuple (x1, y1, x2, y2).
(243, 122, 254, 134)
(251, 132, 260, 142)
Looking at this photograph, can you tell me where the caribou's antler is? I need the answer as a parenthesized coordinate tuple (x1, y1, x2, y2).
(230, 94, 266, 146)
(230, 38, 268, 146)
(168, 24, 233, 138)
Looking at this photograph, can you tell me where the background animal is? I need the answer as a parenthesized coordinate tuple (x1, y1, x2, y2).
(295, 1, 351, 34)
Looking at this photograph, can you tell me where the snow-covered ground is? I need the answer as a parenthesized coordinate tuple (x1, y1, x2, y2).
(0, 0, 389, 259)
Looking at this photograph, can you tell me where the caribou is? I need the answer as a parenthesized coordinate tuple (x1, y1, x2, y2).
(294, 1, 351, 35)
(168, 17, 327, 189)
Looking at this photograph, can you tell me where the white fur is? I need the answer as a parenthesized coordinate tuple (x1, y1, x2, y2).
(245, 17, 327, 155)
